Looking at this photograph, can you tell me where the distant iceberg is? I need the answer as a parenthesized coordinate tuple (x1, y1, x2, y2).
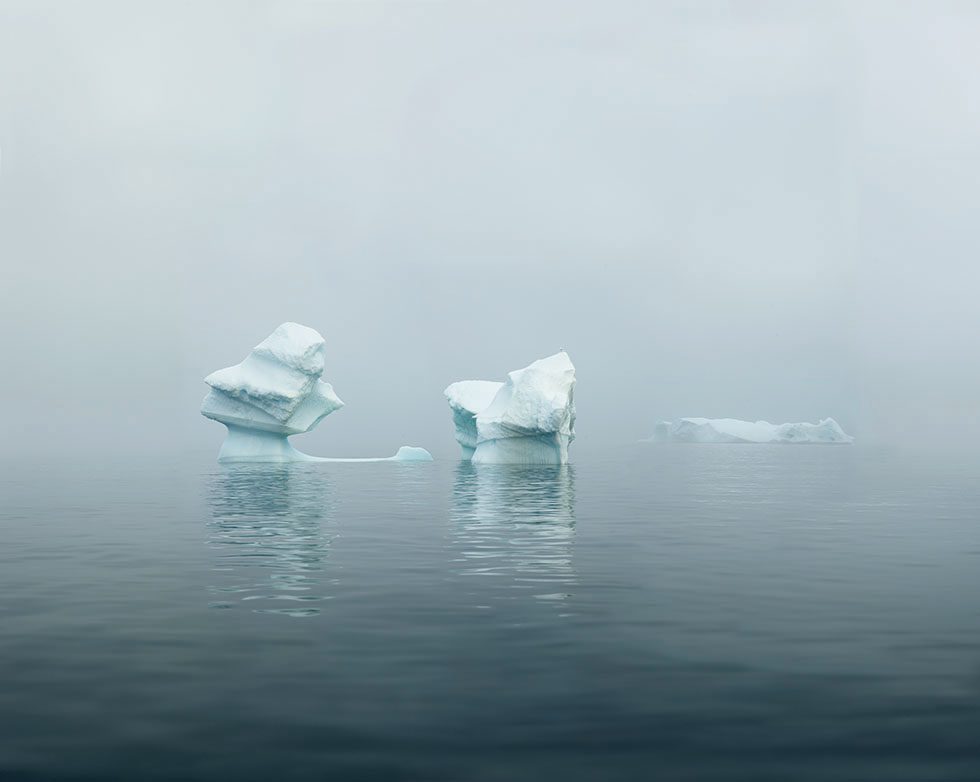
(445, 352, 576, 464)
(646, 418, 853, 444)
(202, 323, 432, 463)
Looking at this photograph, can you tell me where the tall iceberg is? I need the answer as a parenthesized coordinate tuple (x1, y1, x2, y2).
(202, 322, 432, 463)
(445, 352, 576, 465)
(647, 417, 853, 444)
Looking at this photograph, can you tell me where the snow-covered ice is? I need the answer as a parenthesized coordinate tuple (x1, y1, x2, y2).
(646, 417, 853, 444)
(202, 323, 432, 463)
(445, 352, 576, 464)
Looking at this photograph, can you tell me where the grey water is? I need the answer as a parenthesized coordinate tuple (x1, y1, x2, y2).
(2, 447, 979, 781)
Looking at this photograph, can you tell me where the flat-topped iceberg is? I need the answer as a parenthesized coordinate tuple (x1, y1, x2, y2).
(202, 323, 432, 463)
(445, 352, 576, 464)
(647, 417, 853, 444)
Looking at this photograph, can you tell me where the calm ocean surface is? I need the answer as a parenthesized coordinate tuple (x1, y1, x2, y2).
(2, 446, 979, 781)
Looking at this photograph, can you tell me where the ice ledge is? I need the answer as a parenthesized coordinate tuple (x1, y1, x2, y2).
(217, 426, 433, 463)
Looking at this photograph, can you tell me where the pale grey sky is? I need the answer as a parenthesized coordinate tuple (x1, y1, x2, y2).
(1, 1, 978, 458)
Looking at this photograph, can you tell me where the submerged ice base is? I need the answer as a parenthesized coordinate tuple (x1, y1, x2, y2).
(470, 433, 573, 465)
(202, 322, 432, 463)
(647, 417, 853, 444)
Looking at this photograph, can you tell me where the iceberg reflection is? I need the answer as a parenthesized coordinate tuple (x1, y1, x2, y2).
(450, 463, 576, 606)
(206, 465, 337, 617)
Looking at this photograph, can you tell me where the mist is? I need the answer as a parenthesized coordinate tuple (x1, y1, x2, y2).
(2, 1, 978, 459)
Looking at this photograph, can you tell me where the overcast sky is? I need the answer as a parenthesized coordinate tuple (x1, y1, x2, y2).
(2, 1, 978, 459)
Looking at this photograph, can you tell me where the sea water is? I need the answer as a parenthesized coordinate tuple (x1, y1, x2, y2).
(2, 446, 979, 780)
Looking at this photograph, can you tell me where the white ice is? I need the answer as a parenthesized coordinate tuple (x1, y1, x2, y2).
(445, 352, 576, 464)
(202, 323, 432, 463)
(646, 417, 853, 444)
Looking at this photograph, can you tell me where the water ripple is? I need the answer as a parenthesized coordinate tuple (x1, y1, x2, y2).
(449, 463, 576, 607)
(206, 465, 337, 617)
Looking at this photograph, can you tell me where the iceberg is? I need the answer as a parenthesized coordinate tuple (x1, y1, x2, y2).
(445, 352, 576, 464)
(646, 417, 853, 444)
(202, 322, 432, 463)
